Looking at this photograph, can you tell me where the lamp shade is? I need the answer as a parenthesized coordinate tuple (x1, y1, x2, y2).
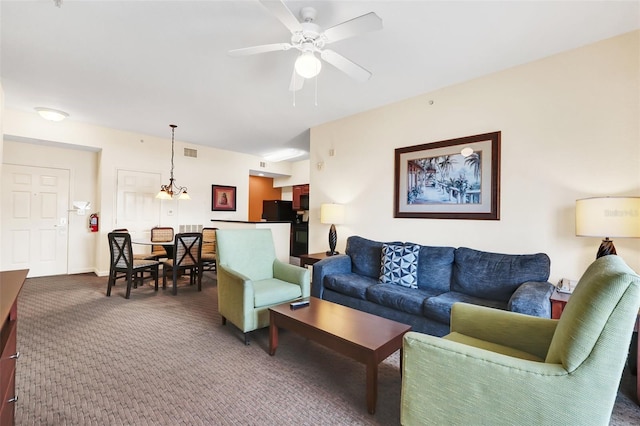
(576, 197, 640, 238)
(320, 203, 345, 225)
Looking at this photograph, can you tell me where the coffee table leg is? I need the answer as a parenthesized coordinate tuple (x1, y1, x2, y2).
(366, 360, 378, 414)
(269, 311, 278, 356)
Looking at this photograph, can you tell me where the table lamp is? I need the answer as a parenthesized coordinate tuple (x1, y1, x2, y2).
(320, 203, 345, 256)
(575, 196, 640, 258)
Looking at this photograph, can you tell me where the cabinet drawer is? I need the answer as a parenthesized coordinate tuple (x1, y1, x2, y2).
(0, 320, 17, 400)
(0, 374, 16, 426)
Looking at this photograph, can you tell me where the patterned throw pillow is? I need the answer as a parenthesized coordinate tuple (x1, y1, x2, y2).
(379, 243, 420, 289)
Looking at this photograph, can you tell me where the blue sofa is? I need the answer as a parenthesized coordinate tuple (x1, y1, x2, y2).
(311, 236, 554, 336)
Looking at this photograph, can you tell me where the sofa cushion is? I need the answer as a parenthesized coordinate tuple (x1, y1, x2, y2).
(367, 284, 442, 316)
(345, 236, 386, 279)
(379, 243, 421, 288)
(416, 245, 456, 293)
(452, 247, 551, 302)
(324, 273, 377, 300)
(423, 291, 507, 324)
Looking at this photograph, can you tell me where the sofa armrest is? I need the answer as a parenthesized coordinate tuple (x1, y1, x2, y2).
(311, 254, 352, 298)
(274, 259, 310, 298)
(450, 303, 558, 360)
(508, 280, 554, 318)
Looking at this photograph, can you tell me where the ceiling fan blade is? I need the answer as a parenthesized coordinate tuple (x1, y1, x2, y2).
(259, 0, 303, 34)
(322, 12, 383, 44)
(289, 66, 304, 92)
(320, 49, 372, 82)
(228, 43, 292, 57)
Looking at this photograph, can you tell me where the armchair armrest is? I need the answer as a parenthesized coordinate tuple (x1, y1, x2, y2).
(311, 254, 352, 298)
(401, 331, 568, 426)
(508, 280, 554, 318)
(216, 264, 256, 332)
(450, 303, 558, 360)
(273, 259, 310, 298)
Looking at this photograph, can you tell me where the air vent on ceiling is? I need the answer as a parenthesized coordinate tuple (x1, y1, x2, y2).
(184, 148, 197, 158)
(260, 161, 266, 168)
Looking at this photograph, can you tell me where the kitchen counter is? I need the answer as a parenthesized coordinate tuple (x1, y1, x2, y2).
(210, 219, 292, 224)
(210, 220, 291, 262)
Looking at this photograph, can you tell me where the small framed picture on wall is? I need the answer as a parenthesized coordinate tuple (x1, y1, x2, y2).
(212, 185, 236, 211)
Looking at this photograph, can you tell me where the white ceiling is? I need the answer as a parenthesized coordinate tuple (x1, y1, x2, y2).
(2, 1, 638, 160)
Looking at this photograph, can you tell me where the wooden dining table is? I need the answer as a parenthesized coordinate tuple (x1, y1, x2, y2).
(132, 238, 214, 259)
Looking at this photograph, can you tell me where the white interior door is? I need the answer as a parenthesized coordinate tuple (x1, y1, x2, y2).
(115, 169, 161, 237)
(1, 164, 70, 277)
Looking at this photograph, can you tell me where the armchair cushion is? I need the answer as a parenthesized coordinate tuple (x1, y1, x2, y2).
(253, 279, 302, 308)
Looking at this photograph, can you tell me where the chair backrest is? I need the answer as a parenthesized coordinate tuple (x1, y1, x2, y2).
(108, 232, 134, 270)
(202, 227, 218, 255)
(173, 232, 202, 267)
(216, 229, 276, 281)
(546, 255, 640, 373)
(151, 226, 174, 252)
(113, 228, 129, 233)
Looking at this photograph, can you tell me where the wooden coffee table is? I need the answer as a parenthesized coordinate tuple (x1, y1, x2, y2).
(269, 297, 411, 414)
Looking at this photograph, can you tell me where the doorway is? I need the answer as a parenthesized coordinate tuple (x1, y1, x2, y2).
(1, 164, 70, 277)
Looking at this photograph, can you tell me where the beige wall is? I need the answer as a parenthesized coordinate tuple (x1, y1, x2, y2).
(2, 111, 298, 275)
(309, 31, 640, 282)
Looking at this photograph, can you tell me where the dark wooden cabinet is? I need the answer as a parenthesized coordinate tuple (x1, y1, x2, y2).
(0, 269, 27, 425)
(292, 184, 309, 210)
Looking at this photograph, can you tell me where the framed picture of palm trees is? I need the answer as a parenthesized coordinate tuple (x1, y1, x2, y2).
(394, 131, 500, 220)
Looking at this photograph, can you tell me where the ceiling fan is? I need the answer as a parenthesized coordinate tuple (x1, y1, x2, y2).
(229, 0, 383, 91)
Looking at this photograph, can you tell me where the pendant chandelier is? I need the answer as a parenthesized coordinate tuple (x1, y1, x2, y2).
(156, 124, 190, 200)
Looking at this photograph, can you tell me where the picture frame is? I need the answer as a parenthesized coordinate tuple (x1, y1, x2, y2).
(394, 131, 500, 220)
(211, 185, 237, 211)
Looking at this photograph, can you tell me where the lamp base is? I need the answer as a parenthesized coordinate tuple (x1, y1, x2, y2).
(596, 238, 617, 259)
(327, 224, 338, 256)
(325, 250, 340, 256)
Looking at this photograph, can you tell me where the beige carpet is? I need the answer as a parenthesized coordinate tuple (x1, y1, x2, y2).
(13, 273, 640, 425)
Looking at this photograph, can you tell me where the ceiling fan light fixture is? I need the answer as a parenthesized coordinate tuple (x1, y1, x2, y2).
(35, 107, 69, 122)
(295, 51, 322, 79)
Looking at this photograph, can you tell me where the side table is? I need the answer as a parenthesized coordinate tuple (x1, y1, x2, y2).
(550, 288, 640, 405)
(299, 252, 332, 268)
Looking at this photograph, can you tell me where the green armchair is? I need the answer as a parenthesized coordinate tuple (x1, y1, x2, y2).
(401, 255, 640, 426)
(216, 229, 310, 344)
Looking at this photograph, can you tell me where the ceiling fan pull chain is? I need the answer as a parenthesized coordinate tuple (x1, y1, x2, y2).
(292, 74, 297, 107)
(314, 74, 318, 107)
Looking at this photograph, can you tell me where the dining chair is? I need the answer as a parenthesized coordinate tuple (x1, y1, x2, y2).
(200, 227, 218, 272)
(113, 228, 157, 261)
(150, 226, 174, 260)
(162, 232, 203, 295)
(107, 232, 160, 299)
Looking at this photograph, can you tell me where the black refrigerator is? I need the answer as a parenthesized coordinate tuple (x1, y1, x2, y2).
(262, 200, 295, 222)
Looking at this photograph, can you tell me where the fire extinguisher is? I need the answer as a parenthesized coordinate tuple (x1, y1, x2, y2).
(89, 213, 99, 232)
